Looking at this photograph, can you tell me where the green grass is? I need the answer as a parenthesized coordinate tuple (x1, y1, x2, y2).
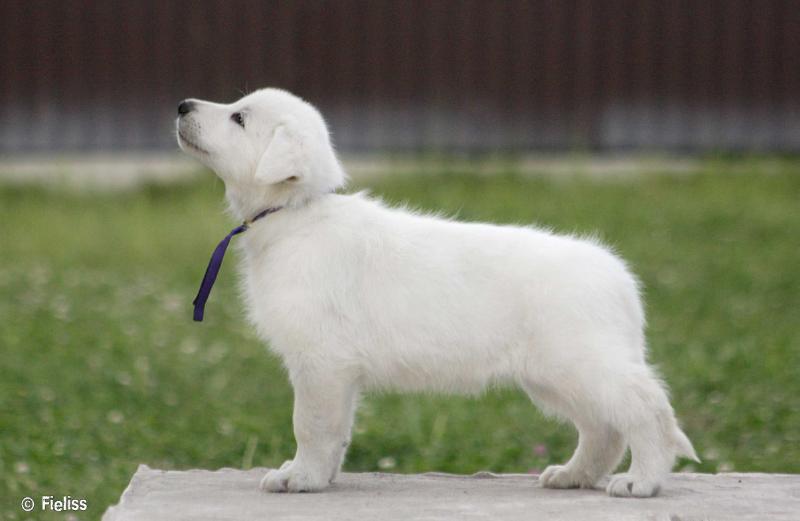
(2, 158, 799, 518)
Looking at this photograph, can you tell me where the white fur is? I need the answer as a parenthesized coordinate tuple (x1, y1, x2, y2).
(176, 88, 697, 497)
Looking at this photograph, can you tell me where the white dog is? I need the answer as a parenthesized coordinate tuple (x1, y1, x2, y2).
(176, 88, 697, 497)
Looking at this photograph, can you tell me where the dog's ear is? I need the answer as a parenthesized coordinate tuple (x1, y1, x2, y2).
(254, 116, 310, 184)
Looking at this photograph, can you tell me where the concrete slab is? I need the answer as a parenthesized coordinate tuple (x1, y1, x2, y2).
(102, 466, 800, 521)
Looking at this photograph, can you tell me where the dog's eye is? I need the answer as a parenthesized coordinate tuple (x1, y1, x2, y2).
(231, 112, 245, 128)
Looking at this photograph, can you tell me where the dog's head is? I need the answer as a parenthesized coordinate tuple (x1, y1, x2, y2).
(176, 88, 345, 213)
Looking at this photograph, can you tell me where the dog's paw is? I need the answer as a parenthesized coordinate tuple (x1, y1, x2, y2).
(259, 461, 330, 493)
(606, 473, 661, 497)
(539, 465, 596, 489)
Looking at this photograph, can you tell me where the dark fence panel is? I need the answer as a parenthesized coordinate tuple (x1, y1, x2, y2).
(1, 0, 799, 153)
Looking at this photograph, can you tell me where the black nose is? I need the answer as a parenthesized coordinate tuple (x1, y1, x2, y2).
(177, 100, 195, 116)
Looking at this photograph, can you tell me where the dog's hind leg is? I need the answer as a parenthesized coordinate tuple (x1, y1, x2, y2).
(523, 347, 695, 496)
(538, 420, 626, 489)
(605, 369, 698, 497)
(524, 380, 626, 489)
(260, 364, 359, 493)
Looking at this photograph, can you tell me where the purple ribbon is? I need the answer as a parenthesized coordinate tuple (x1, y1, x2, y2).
(193, 207, 282, 322)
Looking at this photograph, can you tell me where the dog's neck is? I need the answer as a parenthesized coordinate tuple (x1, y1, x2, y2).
(224, 181, 325, 222)
(235, 189, 338, 266)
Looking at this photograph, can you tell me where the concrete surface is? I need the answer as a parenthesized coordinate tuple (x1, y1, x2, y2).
(103, 466, 800, 521)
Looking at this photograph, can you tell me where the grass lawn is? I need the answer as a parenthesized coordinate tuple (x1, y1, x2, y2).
(1, 158, 799, 518)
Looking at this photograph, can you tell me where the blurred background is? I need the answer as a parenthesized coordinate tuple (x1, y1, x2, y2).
(1, 1, 799, 519)
(3, 0, 800, 154)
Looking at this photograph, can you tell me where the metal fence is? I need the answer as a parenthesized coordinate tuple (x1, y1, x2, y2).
(2, 0, 799, 153)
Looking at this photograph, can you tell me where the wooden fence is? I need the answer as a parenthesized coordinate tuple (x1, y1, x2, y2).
(2, 0, 799, 153)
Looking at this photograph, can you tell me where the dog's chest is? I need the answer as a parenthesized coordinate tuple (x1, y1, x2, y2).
(238, 234, 343, 348)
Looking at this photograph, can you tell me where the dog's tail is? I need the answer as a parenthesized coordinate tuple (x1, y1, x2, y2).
(631, 368, 700, 464)
(651, 386, 699, 463)
(670, 422, 700, 463)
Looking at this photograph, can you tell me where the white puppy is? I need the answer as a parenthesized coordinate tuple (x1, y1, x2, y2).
(176, 88, 697, 497)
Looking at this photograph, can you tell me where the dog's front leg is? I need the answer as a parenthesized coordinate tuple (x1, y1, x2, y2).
(260, 367, 358, 493)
